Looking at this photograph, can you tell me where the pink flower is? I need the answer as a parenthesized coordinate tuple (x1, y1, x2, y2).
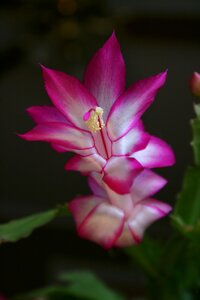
(20, 33, 175, 194)
(69, 171, 172, 248)
(190, 72, 200, 97)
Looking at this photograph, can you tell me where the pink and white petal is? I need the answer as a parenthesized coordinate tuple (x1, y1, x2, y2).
(78, 202, 125, 249)
(41, 65, 97, 129)
(112, 121, 150, 156)
(131, 169, 167, 203)
(26, 106, 71, 124)
(114, 222, 139, 247)
(83, 32, 125, 120)
(103, 157, 143, 194)
(65, 154, 106, 174)
(68, 195, 105, 227)
(88, 174, 107, 198)
(19, 123, 94, 150)
(128, 198, 172, 240)
(107, 71, 167, 141)
(132, 136, 175, 168)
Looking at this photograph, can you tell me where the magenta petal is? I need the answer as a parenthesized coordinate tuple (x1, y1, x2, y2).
(103, 157, 143, 194)
(131, 169, 167, 203)
(19, 123, 94, 150)
(132, 136, 175, 168)
(83, 32, 125, 120)
(78, 202, 125, 249)
(41, 65, 97, 129)
(128, 198, 172, 240)
(107, 71, 167, 141)
(65, 154, 106, 174)
(112, 121, 150, 156)
(26, 106, 71, 124)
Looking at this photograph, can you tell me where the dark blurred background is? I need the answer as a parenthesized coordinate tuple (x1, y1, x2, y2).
(0, 0, 200, 298)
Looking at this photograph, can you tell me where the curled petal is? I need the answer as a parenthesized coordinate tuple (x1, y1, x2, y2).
(84, 32, 125, 120)
(103, 157, 143, 194)
(128, 198, 172, 241)
(78, 202, 125, 249)
(41, 65, 97, 130)
(19, 123, 94, 150)
(132, 136, 175, 168)
(26, 106, 71, 124)
(112, 121, 150, 156)
(65, 154, 106, 174)
(107, 71, 167, 141)
(131, 169, 167, 203)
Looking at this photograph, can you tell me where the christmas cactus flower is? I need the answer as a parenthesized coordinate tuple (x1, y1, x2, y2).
(20, 32, 175, 193)
(190, 72, 200, 97)
(69, 171, 172, 248)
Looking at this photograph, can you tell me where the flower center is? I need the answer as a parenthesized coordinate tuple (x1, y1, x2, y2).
(83, 107, 105, 133)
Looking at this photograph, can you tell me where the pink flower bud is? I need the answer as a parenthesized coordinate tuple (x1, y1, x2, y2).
(190, 72, 200, 97)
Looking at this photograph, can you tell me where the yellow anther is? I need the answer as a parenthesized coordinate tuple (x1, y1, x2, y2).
(84, 107, 105, 133)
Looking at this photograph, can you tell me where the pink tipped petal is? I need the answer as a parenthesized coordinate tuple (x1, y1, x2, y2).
(83, 32, 125, 120)
(19, 123, 94, 150)
(141, 198, 172, 216)
(88, 174, 107, 198)
(128, 198, 172, 240)
(41, 65, 97, 129)
(69, 196, 104, 227)
(26, 106, 71, 124)
(132, 136, 175, 168)
(112, 121, 150, 156)
(103, 157, 143, 194)
(65, 154, 106, 173)
(78, 202, 125, 249)
(107, 71, 167, 141)
(131, 169, 167, 203)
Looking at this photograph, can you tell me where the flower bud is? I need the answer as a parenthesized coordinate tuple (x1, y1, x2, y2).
(190, 72, 200, 97)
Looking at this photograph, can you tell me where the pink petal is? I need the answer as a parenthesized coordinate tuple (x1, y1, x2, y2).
(88, 174, 107, 198)
(103, 157, 143, 194)
(65, 154, 106, 174)
(78, 202, 125, 249)
(68, 195, 104, 227)
(107, 71, 167, 141)
(88, 173, 134, 217)
(19, 123, 94, 150)
(26, 106, 71, 124)
(112, 121, 150, 156)
(128, 198, 172, 240)
(41, 65, 97, 130)
(131, 169, 167, 203)
(132, 136, 175, 168)
(83, 32, 125, 120)
(114, 222, 140, 247)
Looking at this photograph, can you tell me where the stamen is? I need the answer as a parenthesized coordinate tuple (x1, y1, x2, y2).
(83, 107, 105, 133)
